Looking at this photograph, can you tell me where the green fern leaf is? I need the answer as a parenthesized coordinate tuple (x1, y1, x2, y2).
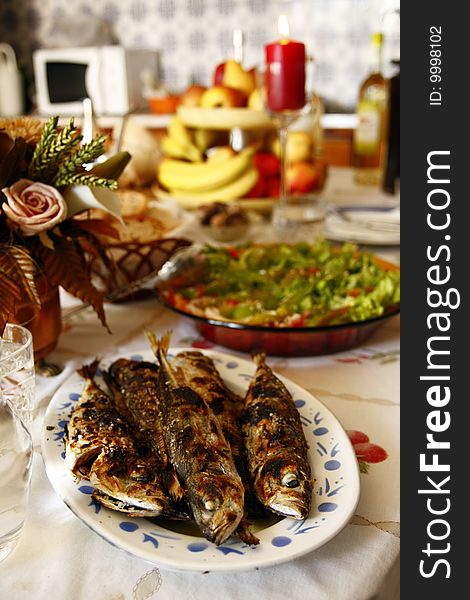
(28, 116, 59, 180)
(52, 135, 107, 182)
(54, 171, 118, 189)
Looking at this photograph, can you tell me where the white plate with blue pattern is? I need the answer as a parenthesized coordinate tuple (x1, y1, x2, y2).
(42, 348, 360, 572)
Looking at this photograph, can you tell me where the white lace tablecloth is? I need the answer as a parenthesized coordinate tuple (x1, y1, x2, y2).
(0, 294, 399, 600)
(0, 169, 400, 599)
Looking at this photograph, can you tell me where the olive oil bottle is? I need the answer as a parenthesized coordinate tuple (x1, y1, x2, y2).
(353, 32, 389, 185)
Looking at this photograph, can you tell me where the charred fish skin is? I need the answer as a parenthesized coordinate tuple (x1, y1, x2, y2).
(171, 351, 261, 544)
(147, 332, 245, 546)
(105, 360, 167, 463)
(66, 362, 179, 517)
(105, 358, 185, 501)
(65, 363, 130, 478)
(171, 351, 244, 452)
(241, 353, 312, 520)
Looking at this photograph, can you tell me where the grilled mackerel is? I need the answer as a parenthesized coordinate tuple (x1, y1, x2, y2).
(171, 350, 260, 545)
(241, 353, 312, 519)
(105, 358, 185, 503)
(65, 362, 174, 516)
(147, 332, 245, 545)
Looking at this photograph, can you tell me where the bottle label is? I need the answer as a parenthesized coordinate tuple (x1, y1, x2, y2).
(354, 101, 381, 155)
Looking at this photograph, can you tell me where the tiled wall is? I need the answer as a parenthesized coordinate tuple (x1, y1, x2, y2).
(0, 0, 399, 112)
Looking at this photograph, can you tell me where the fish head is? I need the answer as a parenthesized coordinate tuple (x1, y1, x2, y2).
(89, 449, 169, 515)
(189, 473, 244, 545)
(255, 455, 312, 519)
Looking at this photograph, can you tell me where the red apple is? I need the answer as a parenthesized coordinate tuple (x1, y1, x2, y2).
(179, 84, 207, 107)
(213, 63, 226, 86)
(199, 85, 246, 108)
(286, 161, 321, 194)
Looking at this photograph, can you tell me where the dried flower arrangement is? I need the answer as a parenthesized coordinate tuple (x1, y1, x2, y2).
(0, 116, 130, 333)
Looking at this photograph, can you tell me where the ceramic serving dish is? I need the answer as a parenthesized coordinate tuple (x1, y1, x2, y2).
(158, 299, 399, 356)
(158, 248, 400, 356)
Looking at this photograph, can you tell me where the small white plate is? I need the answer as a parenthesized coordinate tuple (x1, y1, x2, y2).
(325, 206, 400, 246)
(42, 348, 360, 572)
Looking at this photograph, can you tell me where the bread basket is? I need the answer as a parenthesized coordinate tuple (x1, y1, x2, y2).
(83, 190, 193, 301)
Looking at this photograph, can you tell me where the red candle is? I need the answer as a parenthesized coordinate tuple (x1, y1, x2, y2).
(265, 17, 306, 112)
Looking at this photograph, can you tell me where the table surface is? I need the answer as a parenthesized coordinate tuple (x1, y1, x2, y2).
(0, 169, 400, 600)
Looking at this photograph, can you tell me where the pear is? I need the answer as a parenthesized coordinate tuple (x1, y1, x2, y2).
(222, 60, 256, 97)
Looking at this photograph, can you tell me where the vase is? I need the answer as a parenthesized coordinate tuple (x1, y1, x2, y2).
(12, 276, 62, 362)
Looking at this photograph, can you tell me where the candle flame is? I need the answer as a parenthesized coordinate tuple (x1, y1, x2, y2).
(278, 14, 290, 40)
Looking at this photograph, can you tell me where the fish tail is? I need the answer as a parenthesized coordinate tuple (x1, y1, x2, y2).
(236, 517, 260, 546)
(251, 351, 266, 366)
(144, 329, 172, 358)
(166, 470, 186, 501)
(77, 358, 101, 381)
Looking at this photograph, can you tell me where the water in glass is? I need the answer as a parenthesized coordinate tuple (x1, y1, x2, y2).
(0, 399, 33, 562)
(0, 324, 35, 429)
(272, 195, 327, 243)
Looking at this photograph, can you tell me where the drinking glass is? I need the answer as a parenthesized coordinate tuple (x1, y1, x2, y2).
(0, 324, 35, 429)
(0, 324, 34, 563)
(257, 65, 328, 243)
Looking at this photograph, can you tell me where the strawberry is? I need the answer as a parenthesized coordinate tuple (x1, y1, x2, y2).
(353, 442, 388, 464)
(347, 430, 370, 445)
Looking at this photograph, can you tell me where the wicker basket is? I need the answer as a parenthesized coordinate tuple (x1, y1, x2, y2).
(85, 237, 192, 302)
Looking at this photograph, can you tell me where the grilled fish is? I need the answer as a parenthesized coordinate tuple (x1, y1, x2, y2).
(241, 353, 312, 519)
(146, 331, 245, 545)
(65, 361, 130, 478)
(105, 358, 185, 502)
(171, 350, 260, 545)
(91, 490, 162, 517)
(91, 488, 188, 520)
(66, 361, 180, 517)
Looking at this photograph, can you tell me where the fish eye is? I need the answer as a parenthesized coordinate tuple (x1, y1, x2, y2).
(282, 473, 300, 488)
(204, 499, 217, 511)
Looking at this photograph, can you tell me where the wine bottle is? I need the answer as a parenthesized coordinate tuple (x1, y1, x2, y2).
(353, 32, 389, 185)
(383, 62, 400, 194)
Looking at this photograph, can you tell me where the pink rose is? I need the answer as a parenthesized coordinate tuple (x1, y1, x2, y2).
(1, 179, 67, 236)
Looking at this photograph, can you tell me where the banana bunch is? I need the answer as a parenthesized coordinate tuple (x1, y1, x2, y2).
(157, 146, 258, 209)
(160, 116, 203, 163)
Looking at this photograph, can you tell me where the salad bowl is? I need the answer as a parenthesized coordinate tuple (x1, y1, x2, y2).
(158, 242, 400, 356)
(158, 299, 399, 356)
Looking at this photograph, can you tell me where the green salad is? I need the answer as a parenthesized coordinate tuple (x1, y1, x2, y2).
(164, 241, 400, 328)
